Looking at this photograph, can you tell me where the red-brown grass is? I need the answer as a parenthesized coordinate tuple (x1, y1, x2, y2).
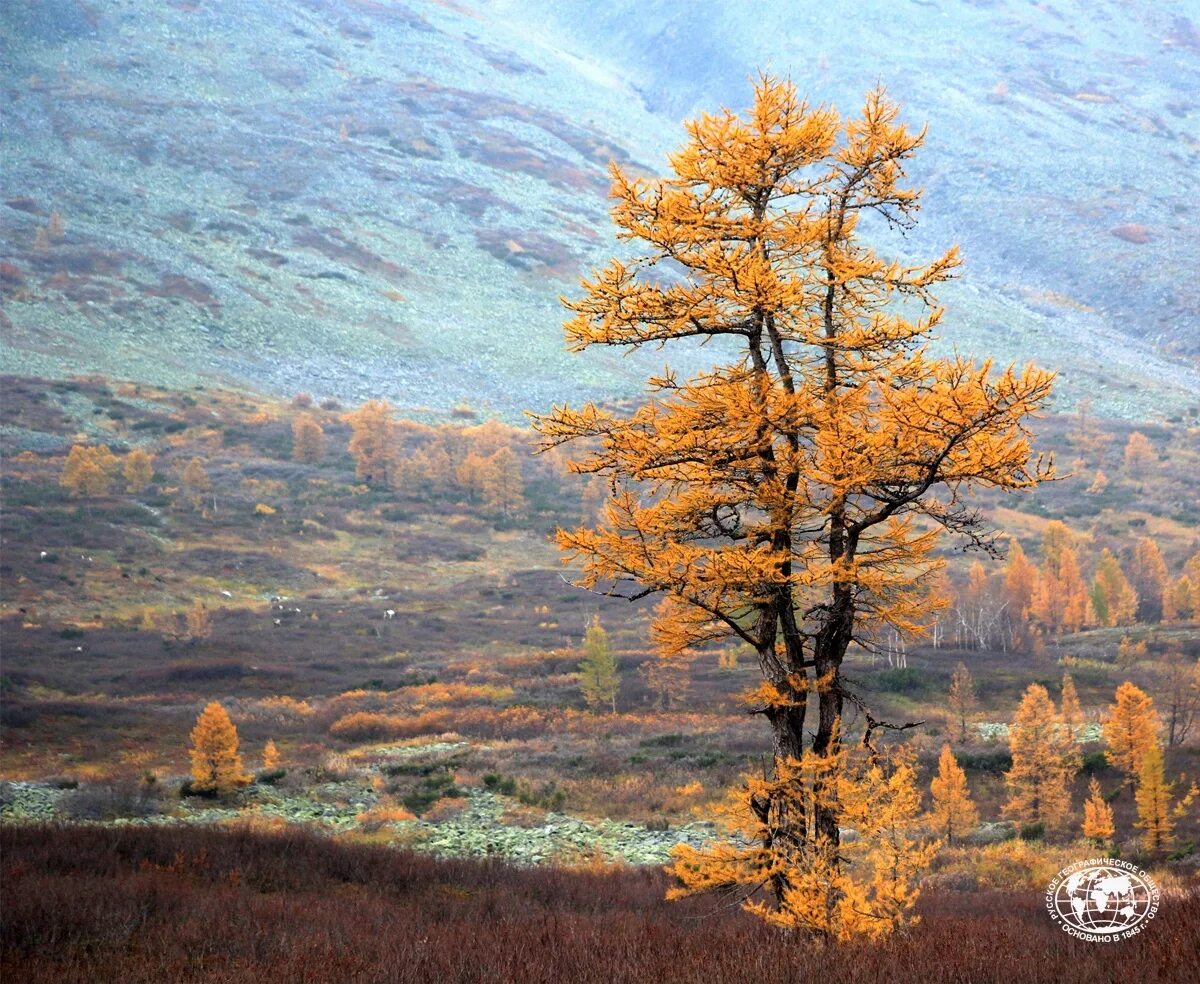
(3, 824, 1197, 984)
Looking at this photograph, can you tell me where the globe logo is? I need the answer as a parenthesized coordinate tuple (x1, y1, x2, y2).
(1046, 858, 1160, 942)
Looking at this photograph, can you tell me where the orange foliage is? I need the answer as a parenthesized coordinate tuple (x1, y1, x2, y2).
(60, 444, 120, 497)
(292, 414, 325, 464)
(343, 400, 395, 484)
(535, 77, 1052, 938)
(189, 702, 250, 795)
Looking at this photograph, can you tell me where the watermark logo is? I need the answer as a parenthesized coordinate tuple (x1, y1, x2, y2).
(1045, 858, 1159, 942)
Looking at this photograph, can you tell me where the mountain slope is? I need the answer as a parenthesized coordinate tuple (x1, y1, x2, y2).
(1, 0, 1197, 419)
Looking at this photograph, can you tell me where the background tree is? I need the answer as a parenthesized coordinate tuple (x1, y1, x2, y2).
(1000, 537, 1037, 650)
(535, 78, 1053, 938)
(1003, 683, 1078, 830)
(344, 399, 395, 484)
(1091, 549, 1137, 627)
(481, 447, 525, 519)
(1134, 744, 1174, 852)
(188, 702, 249, 795)
(1030, 524, 1089, 636)
(292, 414, 325, 464)
(181, 457, 213, 511)
(60, 444, 120, 498)
(928, 744, 978, 844)
(947, 662, 977, 742)
(1122, 431, 1154, 475)
(1129, 536, 1168, 622)
(1164, 575, 1194, 622)
(641, 648, 693, 710)
(1102, 681, 1158, 783)
(263, 739, 281, 771)
(1060, 672, 1084, 739)
(455, 450, 489, 503)
(1156, 651, 1199, 746)
(577, 615, 620, 713)
(123, 449, 154, 494)
(1081, 778, 1114, 847)
(184, 600, 211, 643)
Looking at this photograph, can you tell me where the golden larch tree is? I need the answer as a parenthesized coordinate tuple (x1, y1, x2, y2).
(189, 702, 249, 795)
(578, 615, 620, 713)
(1091, 548, 1137, 627)
(1060, 672, 1084, 739)
(1003, 683, 1079, 830)
(1133, 744, 1174, 852)
(1129, 536, 1168, 623)
(292, 414, 325, 464)
(263, 739, 281, 771)
(1030, 525, 1089, 636)
(481, 447, 525, 519)
(928, 743, 978, 844)
(123, 448, 154, 494)
(1001, 537, 1038, 650)
(1122, 431, 1154, 475)
(181, 457, 213, 511)
(533, 78, 1053, 939)
(61, 444, 120, 498)
(948, 662, 977, 743)
(454, 450, 489, 502)
(344, 399, 395, 484)
(1081, 777, 1114, 847)
(1102, 681, 1158, 782)
(1164, 575, 1193, 622)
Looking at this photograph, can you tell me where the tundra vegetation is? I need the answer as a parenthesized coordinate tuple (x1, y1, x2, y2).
(1, 73, 1199, 978)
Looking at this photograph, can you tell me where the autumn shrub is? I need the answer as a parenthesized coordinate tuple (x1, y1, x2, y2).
(57, 778, 166, 820)
(328, 710, 455, 741)
(5, 824, 1197, 984)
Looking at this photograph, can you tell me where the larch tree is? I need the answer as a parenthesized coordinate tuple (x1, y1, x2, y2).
(1122, 431, 1154, 475)
(481, 447, 525, 519)
(1060, 672, 1084, 739)
(947, 662, 977, 743)
(1129, 537, 1168, 623)
(61, 444, 120, 498)
(292, 414, 325, 464)
(1001, 537, 1037, 650)
(1156, 651, 1199, 747)
(1133, 744, 1174, 852)
(263, 739, 281, 771)
(181, 457, 213, 511)
(1091, 549, 1137, 628)
(184, 600, 211, 643)
(1030, 525, 1089, 636)
(577, 615, 620, 713)
(533, 78, 1053, 939)
(642, 641, 694, 710)
(1003, 683, 1079, 830)
(455, 450, 489, 502)
(123, 448, 154, 494)
(1081, 777, 1114, 847)
(1102, 681, 1159, 783)
(344, 399, 395, 484)
(1164, 575, 1193, 622)
(188, 702, 250, 795)
(928, 743, 978, 845)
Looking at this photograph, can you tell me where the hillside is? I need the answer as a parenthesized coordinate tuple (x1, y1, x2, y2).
(3, 0, 1199, 419)
(1, 376, 1197, 860)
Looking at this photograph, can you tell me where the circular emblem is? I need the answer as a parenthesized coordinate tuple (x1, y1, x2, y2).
(1045, 858, 1160, 942)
